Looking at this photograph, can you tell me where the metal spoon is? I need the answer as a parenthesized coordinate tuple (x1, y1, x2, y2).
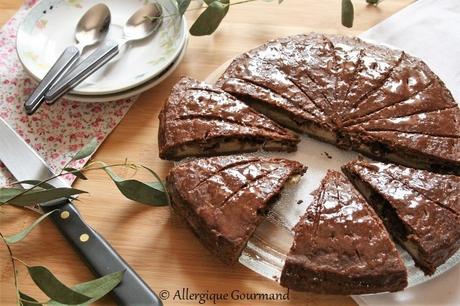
(24, 4, 111, 115)
(45, 3, 163, 103)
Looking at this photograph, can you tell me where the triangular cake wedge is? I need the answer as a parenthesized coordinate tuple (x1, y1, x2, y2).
(158, 77, 299, 160)
(342, 160, 460, 275)
(166, 155, 307, 264)
(280, 170, 407, 294)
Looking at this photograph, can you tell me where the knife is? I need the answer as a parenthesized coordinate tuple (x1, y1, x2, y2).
(0, 118, 162, 306)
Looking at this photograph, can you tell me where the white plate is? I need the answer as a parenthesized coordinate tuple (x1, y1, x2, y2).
(205, 60, 460, 292)
(17, 0, 187, 95)
(64, 38, 187, 102)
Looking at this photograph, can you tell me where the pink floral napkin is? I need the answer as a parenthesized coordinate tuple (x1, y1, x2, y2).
(0, 0, 136, 187)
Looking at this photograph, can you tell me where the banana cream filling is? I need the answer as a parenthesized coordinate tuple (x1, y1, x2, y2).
(172, 139, 295, 158)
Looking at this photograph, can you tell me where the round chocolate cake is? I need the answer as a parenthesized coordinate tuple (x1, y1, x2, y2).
(160, 33, 460, 295)
(217, 33, 460, 174)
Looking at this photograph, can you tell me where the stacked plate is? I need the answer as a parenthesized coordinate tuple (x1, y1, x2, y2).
(16, 0, 188, 102)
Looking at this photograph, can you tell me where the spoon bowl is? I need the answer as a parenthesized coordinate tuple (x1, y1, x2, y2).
(123, 3, 163, 40)
(75, 3, 111, 48)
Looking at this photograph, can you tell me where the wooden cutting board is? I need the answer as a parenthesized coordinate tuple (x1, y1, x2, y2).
(0, 0, 413, 305)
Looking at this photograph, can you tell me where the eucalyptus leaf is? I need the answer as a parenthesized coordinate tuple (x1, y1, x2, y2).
(63, 168, 88, 180)
(0, 188, 45, 204)
(177, 0, 192, 15)
(190, 0, 229, 36)
(341, 0, 354, 28)
(141, 166, 170, 205)
(103, 165, 168, 206)
(47, 271, 124, 306)
(149, 181, 166, 193)
(0, 187, 87, 206)
(28, 266, 91, 304)
(19, 291, 42, 306)
(366, 0, 379, 4)
(72, 138, 98, 161)
(4, 209, 57, 244)
(14, 180, 54, 190)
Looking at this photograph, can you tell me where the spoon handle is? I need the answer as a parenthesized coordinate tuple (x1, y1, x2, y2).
(24, 45, 80, 115)
(45, 40, 119, 104)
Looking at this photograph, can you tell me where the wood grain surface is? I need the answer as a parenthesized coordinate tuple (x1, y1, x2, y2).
(0, 1, 413, 305)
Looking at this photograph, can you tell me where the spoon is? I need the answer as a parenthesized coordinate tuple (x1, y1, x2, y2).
(45, 3, 163, 103)
(24, 4, 111, 115)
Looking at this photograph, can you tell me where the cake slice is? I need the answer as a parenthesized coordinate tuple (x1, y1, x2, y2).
(158, 77, 299, 160)
(166, 155, 307, 264)
(342, 160, 460, 275)
(280, 170, 407, 294)
(342, 77, 457, 126)
(342, 53, 434, 123)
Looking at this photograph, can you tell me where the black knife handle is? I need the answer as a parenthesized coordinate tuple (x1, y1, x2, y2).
(41, 199, 162, 306)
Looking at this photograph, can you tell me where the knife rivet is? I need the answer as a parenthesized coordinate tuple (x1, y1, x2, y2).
(80, 234, 89, 242)
(60, 211, 70, 219)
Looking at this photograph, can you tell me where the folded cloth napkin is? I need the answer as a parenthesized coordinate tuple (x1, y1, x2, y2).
(0, 0, 136, 186)
(354, 0, 460, 305)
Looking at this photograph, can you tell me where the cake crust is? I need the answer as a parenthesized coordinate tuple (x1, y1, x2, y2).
(280, 170, 407, 294)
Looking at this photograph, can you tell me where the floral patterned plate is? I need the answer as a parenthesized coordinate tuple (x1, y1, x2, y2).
(16, 0, 187, 96)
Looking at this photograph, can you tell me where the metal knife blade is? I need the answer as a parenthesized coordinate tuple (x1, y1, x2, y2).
(0, 117, 68, 188)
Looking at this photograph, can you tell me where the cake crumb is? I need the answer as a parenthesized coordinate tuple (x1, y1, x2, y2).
(323, 151, 332, 159)
(297, 200, 303, 205)
(272, 275, 279, 281)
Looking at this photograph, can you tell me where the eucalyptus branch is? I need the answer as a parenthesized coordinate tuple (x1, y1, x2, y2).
(0, 232, 20, 305)
(147, 0, 260, 20)
(0, 138, 162, 304)
(1, 158, 168, 208)
(18, 298, 43, 306)
(1, 163, 131, 207)
(12, 256, 29, 267)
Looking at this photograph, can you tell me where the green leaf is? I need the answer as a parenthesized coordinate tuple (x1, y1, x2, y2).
(190, 0, 229, 36)
(72, 138, 98, 161)
(0, 187, 45, 204)
(141, 166, 170, 205)
(366, 0, 379, 4)
(103, 165, 168, 206)
(47, 271, 125, 306)
(176, 0, 191, 15)
(341, 0, 354, 28)
(19, 291, 42, 306)
(0, 187, 87, 206)
(63, 168, 88, 180)
(28, 266, 91, 304)
(4, 209, 57, 244)
(14, 180, 54, 189)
